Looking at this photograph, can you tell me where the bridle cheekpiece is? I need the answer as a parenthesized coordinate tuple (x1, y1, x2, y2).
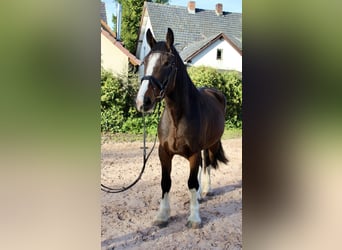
(140, 51, 177, 101)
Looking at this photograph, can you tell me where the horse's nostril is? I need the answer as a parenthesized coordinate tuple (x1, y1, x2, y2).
(144, 97, 152, 106)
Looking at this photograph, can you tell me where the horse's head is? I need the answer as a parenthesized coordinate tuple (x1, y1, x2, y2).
(136, 28, 177, 112)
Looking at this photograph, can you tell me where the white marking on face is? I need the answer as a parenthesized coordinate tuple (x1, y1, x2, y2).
(136, 53, 161, 111)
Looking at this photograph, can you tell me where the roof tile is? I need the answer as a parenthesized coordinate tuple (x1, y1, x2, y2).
(145, 2, 242, 53)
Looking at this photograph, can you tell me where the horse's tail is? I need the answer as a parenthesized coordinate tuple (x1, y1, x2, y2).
(214, 141, 229, 168)
(205, 141, 228, 169)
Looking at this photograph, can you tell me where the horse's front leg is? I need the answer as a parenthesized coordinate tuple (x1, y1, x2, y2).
(153, 145, 172, 227)
(186, 152, 202, 228)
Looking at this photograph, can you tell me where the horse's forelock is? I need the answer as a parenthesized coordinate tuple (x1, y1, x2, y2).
(150, 41, 169, 52)
(147, 42, 184, 73)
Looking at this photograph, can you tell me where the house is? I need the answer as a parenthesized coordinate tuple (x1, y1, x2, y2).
(101, 20, 141, 76)
(136, 1, 242, 76)
(100, 1, 108, 24)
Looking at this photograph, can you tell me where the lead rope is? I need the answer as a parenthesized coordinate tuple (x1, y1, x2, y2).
(101, 102, 161, 193)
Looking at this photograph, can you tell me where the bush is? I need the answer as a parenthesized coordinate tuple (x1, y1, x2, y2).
(221, 70, 242, 128)
(101, 69, 161, 134)
(187, 66, 242, 128)
(101, 69, 138, 133)
(101, 66, 242, 134)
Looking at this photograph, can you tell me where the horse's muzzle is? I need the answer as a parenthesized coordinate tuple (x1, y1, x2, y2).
(136, 96, 154, 113)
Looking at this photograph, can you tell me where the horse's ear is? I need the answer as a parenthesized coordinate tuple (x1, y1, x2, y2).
(146, 29, 156, 49)
(166, 28, 174, 49)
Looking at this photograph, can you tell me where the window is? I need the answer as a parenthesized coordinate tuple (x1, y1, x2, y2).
(216, 49, 223, 60)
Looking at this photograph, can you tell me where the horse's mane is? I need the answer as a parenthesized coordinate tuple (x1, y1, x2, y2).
(150, 41, 196, 93)
(169, 45, 194, 87)
(150, 42, 187, 74)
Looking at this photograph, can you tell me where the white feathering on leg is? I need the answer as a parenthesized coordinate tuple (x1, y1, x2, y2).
(197, 166, 203, 200)
(187, 188, 201, 225)
(201, 165, 212, 196)
(154, 192, 170, 222)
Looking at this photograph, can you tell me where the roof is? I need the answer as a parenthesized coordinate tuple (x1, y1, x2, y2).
(101, 20, 141, 66)
(180, 32, 242, 62)
(100, 2, 108, 24)
(142, 2, 242, 55)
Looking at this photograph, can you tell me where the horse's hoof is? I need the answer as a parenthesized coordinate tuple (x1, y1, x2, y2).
(153, 220, 168, 228)
(186, 220, 202, 229)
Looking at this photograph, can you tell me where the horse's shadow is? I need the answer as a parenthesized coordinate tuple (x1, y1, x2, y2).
(102, 182, 241, 249)
(201, 181, 242, 202)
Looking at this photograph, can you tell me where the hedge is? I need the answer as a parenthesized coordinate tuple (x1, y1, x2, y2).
(187, 66, 242, 128)
(101, 66, 242, 133)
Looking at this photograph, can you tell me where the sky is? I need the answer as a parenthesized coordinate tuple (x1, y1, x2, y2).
(102, 0, 242, 30)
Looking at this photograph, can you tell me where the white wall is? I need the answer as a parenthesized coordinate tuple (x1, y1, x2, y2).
(101, 33, 128, 76)
(137, 13, 242, 75)
(190, 39, 242, 72)
(137, 16, 153, 78)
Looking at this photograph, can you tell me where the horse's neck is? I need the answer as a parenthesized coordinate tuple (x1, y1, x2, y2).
(164, 70, 197, 124)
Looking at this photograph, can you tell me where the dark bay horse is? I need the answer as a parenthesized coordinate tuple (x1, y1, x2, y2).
(136, 28, 228, 228)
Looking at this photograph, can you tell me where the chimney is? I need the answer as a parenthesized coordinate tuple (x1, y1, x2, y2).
(215, 3, 223, 16)
(187, 1, 196, 14)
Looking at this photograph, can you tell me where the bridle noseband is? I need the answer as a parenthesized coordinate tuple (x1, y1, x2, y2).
(140, 75, 168, 100)
(141, 51, 177, 101)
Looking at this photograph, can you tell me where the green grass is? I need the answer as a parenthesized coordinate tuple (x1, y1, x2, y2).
(102, 128, 241, 143)
(222, 128, 242, 139)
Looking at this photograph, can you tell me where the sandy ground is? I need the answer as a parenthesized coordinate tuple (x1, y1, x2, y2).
(101, 136, 242, 250)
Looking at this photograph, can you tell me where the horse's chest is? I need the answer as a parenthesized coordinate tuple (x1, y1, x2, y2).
(162, 135, 188, 156)
(163, 124, 198, 156)
(159, 111, 200, 155)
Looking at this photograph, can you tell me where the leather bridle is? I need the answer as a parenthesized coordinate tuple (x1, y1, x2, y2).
(140, 51, 177, 101)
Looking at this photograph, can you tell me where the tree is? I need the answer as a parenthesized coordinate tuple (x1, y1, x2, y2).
(151, 0, 169, 3)
(112, 13, 117, 34)
(114, 0, 169, 54)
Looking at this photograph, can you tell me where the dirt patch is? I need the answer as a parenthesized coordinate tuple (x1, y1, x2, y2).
(101, 137, 242, 250)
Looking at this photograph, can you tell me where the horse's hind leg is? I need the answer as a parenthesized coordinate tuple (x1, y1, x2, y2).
(197, 152, 203, 200)
(153, 145, 172, 227)
(201, 149, 212, 197)
(186, 152, 202, 228)
(201, 141, 228, 197)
